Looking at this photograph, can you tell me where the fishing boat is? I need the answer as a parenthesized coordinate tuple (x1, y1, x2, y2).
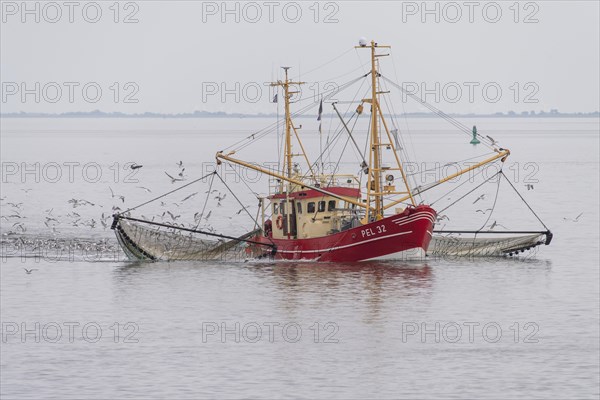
(112, 39, 552, 262)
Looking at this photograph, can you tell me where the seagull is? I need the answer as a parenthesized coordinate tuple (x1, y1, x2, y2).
(130, 163, 143, 170)
(214, 193, 227, 202)
(476, 208, 493, 214)
(178, 168, 186, 178)
(437, 214, 450, 221)
(69, 198, 95, 208)
(486, 135, 499, 146)
(181, 192, 198, 202)
(488, 220, 508, 230)
(236, 207, 250, 215)
(165, 172, 184, 183)
(23, 268, 38, 274)
(166, 211, 180, 221)
(7, 202, 22, 208)
(109, 187, 125, 203)
(177, 161, 184, 168)
(137, 186, 152, 193)
(563, 212, 583, 222)
(20, 188, 32, 193)
(524, 184, 534, 190)
(204, 210, 212, 220)
(473, 194, 486, 204)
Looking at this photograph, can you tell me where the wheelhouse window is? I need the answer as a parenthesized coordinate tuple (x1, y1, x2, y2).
(296, 202, 302, 214)
(318, 201, 326, 212)
(273, 204, 279, 215)
(328, 200, 336, 211)
(307, 202, 315, 213)
(280, 202, 285, 214)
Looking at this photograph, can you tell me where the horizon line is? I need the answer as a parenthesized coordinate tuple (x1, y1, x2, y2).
(1, 110, 599, 119)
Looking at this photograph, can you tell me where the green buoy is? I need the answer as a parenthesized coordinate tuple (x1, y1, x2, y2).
(470, 125, 480, 145)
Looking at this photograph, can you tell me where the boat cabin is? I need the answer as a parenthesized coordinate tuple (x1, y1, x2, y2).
(268, 186, 362, 239)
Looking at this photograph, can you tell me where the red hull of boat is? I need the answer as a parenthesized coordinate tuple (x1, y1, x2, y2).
(251, 205, 436, 262)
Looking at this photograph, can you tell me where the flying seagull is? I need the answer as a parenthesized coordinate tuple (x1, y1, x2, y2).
(165, 172, 184, 183)
(473, 194, 486, 204)
(182, 192, 198, 202)
(488, 220, 508, 230)
(563, 212, 583, 222)
(486, 135, 499, 146)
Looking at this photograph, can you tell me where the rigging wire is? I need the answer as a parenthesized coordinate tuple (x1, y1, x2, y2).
(290, 48, 355, 81)
(429, 166, 487, 206)
(501, 171, 549, 230)
(379, 75, 497, 150)
(475, 169, 503, 232)
(226, 74, 367, 154)
(214, 172, 266, 235)
(379, 77, 423, 203)
(193, 171, 216, 230)
(437, 169, 501, 215)
(407, 152, 497, 178)
(118, 171, 217, 215)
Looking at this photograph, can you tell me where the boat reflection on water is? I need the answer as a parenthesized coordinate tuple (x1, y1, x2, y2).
(112, 260, 433, 322)
(249, 261, 432, 290)
(246, 260, 434, 319)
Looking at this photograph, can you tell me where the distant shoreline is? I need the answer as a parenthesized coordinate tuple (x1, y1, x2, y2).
(1, 111, 599, 119)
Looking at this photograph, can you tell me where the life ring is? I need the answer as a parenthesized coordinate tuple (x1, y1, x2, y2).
(276, 215, 284, 230)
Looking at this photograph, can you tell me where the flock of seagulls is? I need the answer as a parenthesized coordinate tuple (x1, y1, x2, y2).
(4, 234, 121, 266)
(0, 159, 244, 238)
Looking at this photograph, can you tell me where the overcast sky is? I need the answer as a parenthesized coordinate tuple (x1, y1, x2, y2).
(1, 0, 599, 114)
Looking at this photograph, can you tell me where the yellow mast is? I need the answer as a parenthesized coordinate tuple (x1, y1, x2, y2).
(356, 40, 417, 222)
(369, 41, 383, 220)
(270, 67, 305, 180)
